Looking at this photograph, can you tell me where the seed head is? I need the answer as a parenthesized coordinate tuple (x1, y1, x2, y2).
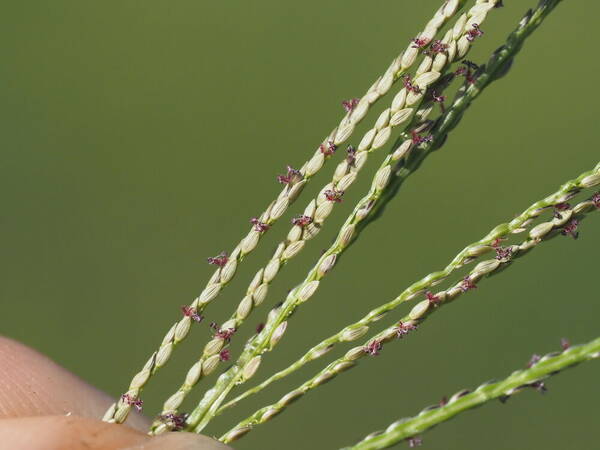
(181, 305, 203, 323)
(466, 23, 484, 42)
(292, 215, 313, 227)
(250, 217, 270, 232)
(324, 189, 344, 203)
(207, 251, 228, 267)
(342, 98, 360, 112)
(364, 339, 382, 356)
(561, 219, 579, 239)
(121, 393, 143, 412)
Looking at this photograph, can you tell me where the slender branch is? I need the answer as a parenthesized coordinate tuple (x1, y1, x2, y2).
(186, 0, 558, 434)
(218, 184, 598, 443)
(103, 0, 468, 425)
(150, 0, 498, 432)
(344, 336, 600, 450)
(217, 171, 599, 414)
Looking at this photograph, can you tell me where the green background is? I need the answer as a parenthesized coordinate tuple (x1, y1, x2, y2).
(2, 1, 598, 449)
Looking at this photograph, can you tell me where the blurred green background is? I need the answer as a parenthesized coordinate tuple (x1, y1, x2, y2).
(2, 1, 598, 448)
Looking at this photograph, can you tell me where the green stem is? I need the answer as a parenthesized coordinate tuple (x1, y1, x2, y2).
(344, 337, 600, 450)
(219, 195, 598, 443)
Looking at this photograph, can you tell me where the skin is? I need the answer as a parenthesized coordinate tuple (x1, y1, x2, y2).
(0, 336, 230, 450)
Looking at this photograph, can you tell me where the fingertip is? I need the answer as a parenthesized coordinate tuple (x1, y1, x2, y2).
(0, 336, 147, 430)
(0, 416, 143, 449)
(0, 416, 232, 450)
(136, 432, 232, 450)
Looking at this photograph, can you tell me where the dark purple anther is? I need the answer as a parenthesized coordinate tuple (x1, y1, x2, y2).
(402, 75, 422, 94)
(207, 252, 228, 267)
(346, 146, 357, 166)
(364, 339, 382, 356)
(324, 189, 344, 203)
(158, 412, 189, 431)
(181, 305, 204, 323)
(426, 291, 441, 306)
(292, 215, 313, 227)
(320, 141, 337, 156)
(215, 328, 236, 342)
(460, 276, 477, 292)
(495, 246, 513, 261)
(250, 217, 270, 232)
(455, 62, 477, 85)
(342, 98, 360, 112)
(277, 166, 303, 185)
(121, 393, 143, 412)
(219, 349, 231, 361)
(428, 40, 449, 55)
(431, 90, 446, 104)
(466, 23, 484, 42)
(396, 321, 417, 338)
(411, 130, 433, 145)
(411, 37, 430, 49)
(561, 219, 579, 239)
